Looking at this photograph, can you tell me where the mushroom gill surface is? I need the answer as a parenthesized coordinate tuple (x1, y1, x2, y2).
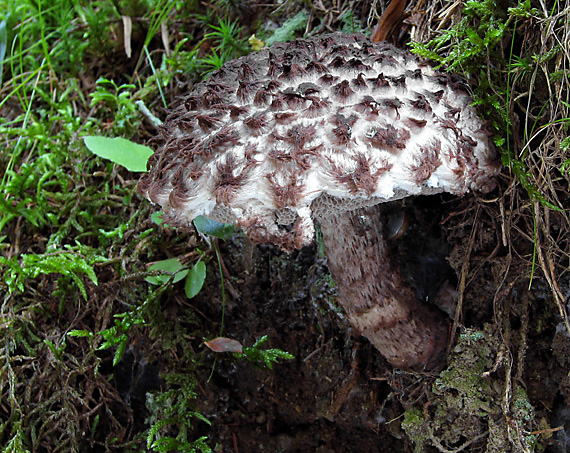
(138, 32, 500, 368)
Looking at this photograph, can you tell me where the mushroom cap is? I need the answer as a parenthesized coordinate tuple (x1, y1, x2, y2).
(138, 33, 499, 250)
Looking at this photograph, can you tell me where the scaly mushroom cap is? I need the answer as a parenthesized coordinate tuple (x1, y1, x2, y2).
(138, 33, 499, 250)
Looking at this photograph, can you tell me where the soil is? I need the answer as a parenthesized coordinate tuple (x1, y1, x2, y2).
(118, 194, 570, 452)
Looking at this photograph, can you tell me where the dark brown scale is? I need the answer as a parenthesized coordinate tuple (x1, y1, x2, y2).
(282, 90, 306, 109)
(177, 137, 197, 157)
(306, 61, 329, 75)
(202, 90, 223, 108)
(405, 118, 428, 128)
(279, 63, 307, 80)
(355, 96, 381, 116)
(352, 73, 368, 90)
(331, 124, 352, 146)
(147, 179, 170, 204)
(290, 39, 314, 53)
(462, 134, 478, 147)
(330, 56, 347, 68)
(196, 114, 221, 132)
(367, 73, 389, 89)
(407, 69, 423, 79)
(329, 44, 352, 57)
(137, 174, 152, 194)
(319, 35, 338, 49)
(305, 97, 332, 118)
(239, 62, 257, 81)
(210, 103, 231, 112)
(444, 148, 468, 186)
(274, 112, 298, 124)
(243, 143, 258, 161)
(266, 172, 304, 209)
(381, 98, 404, 118)
(387, 74, 406, 87)
(360, 42, 377, 55)
(438, 118, 461, 138)
(329, 113, 358, 146)
(297, 82, 321, 96)
(266, 55, 279, 78)
(268, 131, 284, 143)
(445, 105, 462, 119)
(229, 105, 249, 119)
(268, 147, 293, 163)
(372, 54, 398, 66)
(214, 155, 253, 205)
(329, 153, 388, 195)
(176, 117, 197, 132)
(331, 113, 358, 128)
(432, 90, 444, 101)
(266, 80, 282, 92)
(409, 142, 442, 185)
(449, 77, 470, 93)
(185, 165, 204, 181)
(206, 82, 231, 92)
(318, 74, 339, 86)
(243, 113, 268, 131)
(170, 167, 184, 187)
(237, 80, 261, 103)
(431, 74, 450, 87)
(270, 93, 288, 111)
(168, 184, 196, 209)
(291, 146, 321, 170)
(184, 95, 201, 111)
(368, 124, 411, 150)
(253, 88, 271, 106)
(411, 94, 432, 113)
(208, 126, 241, 150)
(332, 80, 354, 101)
(284, 125, 316, 151)
(346, 58, 372, 72)
(189, 141, 208, 156)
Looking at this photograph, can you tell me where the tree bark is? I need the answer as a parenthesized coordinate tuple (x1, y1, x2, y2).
(318, 205, 448, 369)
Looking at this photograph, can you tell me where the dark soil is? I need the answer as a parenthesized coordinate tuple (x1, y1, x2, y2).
(117, 194, 570, 452)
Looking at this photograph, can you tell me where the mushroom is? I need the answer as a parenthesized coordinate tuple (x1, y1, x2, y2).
(138, 33, 499, 369)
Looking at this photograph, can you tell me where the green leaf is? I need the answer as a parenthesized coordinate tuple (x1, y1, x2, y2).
(151, 212, 165, 225)
(83, 136, 153, 172)
(185, 261, 206, 299)
(67, 329, 94, 338)
(0, 19, 6, 86)
(193, 216, 236, 240)
(145, 258, 188, 285)
(240, 335, 295, 369)
(265, 10, 309, 45)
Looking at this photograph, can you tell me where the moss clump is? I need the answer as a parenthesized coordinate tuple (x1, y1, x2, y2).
(401, 408, 426, 453)
(402, 325, 541, 452)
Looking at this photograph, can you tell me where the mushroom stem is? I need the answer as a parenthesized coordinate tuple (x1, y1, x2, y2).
(318, 205, 448, 369)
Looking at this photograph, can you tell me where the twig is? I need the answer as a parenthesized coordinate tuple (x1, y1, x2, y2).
(447, 206, 479, 356)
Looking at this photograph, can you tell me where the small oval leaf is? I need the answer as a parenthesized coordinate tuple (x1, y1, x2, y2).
(204, 337, 243, 354)
(84, 136, 153, 172)
(145, 258, 188, 285)
(185, 260, 206, 299)
(193, 216, 236, 240)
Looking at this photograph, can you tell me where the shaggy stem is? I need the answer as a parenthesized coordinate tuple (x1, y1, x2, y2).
(319, 206, 448, 369)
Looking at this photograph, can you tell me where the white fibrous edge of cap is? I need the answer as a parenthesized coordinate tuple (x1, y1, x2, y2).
(138, 33, 500, 251)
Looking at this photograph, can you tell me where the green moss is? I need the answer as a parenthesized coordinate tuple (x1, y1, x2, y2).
(402, 325, 540, 452)
(401, 408, 427, 453)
